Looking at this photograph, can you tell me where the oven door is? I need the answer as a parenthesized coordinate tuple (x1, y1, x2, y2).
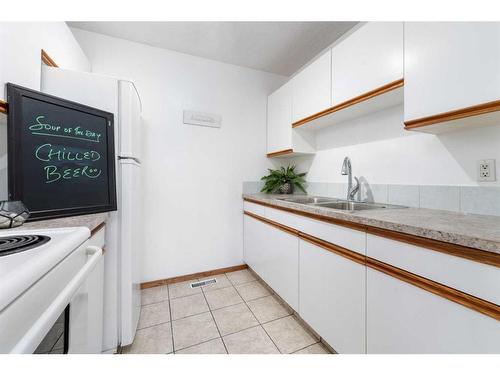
(34, 307, 69, 354)
(4, 245, 103, 354)
(67, 247, 104, 354)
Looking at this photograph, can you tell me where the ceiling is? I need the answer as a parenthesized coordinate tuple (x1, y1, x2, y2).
(67, 22, 358, 76)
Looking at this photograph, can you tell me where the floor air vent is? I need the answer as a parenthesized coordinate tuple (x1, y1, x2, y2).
(190, 278, 216, 288)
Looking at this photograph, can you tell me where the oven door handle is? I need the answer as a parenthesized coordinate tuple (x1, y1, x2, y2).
(11, 246, 103, 354)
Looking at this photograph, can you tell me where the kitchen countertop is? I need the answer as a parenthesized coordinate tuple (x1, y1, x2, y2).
(3, 213, 108, 234)
(243, 194, 500, 255)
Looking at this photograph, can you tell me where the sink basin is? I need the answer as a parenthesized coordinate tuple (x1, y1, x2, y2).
(277, 196, 338, 204)
(275, 196, 406, 211)
(313, 201, 404, 211)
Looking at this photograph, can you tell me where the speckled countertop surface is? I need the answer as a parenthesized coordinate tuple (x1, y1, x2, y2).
(3, 213, 108, 233)
(243, 194, 500, 255)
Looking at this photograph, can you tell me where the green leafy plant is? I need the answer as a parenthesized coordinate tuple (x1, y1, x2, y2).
(260, 165, 307, 194)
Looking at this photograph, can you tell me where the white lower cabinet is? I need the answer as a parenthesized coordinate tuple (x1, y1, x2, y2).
(243, 205, 500, 354)
(243, 215, 299, 310)
(299, 240, 366, 353)
(367, 268, 500, 354)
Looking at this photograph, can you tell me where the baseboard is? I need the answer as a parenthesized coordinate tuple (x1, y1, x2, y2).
(140, 264, 248, 289)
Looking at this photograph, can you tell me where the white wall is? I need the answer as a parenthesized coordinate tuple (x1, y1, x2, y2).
(0, 22, 90, 200)
(292, 105, 500, 187)
(71, 28, 286, 282)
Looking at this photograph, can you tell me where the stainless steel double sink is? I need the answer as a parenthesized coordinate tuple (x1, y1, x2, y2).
(276, 196, 406, 212)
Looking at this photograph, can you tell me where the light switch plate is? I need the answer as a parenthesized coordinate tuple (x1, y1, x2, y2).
(477, 159, 496, 182)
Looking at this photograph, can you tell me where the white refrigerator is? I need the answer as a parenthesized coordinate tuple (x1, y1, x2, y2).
(41, 66, 143, 351)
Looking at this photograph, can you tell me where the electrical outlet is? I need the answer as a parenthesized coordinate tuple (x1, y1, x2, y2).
(478, 159, 496, 182)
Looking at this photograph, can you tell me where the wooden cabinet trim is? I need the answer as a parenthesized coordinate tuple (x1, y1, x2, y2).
(404, 99, 500, 130)
(41, 49, 58, 68)
(367, 226, 500, 268)
(266, 148, 294, 158)
(292, 78, 404, 128)
(367, 257, 500, 321)
(90, 222, 106, 237)
(0, 100, 7, 114)
(243, 198, 500, 268)
(299, 232, 366, 266)
(243, 197, 366, 231)
(244, 210, 299, 236)
(244, 209, 500, 321)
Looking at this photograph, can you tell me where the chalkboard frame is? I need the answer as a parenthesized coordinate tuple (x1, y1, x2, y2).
(7, 83, 117, 221)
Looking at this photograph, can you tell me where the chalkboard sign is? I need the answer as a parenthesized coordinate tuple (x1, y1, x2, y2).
(6, 83, 117, 220)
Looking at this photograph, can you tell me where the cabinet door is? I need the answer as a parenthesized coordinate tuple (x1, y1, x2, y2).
(0, 23, 40, 101)
(367, 268, 500, 353)
(243, 215, 299, 310)
(299, 240, 366, 353)
(332, 22, 403, 104)
(267, 82, 292, 153)
(404, 22, 500, 121)
(291, 50, 332, 123)
(243, 214, 267, 278)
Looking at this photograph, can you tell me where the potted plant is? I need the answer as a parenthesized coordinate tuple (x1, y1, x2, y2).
(260, 165, 307, 194)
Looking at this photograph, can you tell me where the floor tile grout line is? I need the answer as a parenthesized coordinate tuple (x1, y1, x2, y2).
(249, 311, 293, 327)
(225, 271, 282, 354)
(200, 284, 228, 354)
(186, 305, 289, 341)
(168, 291, 202, 301)
(169, 293, 211, 321)
(166, 285, 176, 354)
(140, 296, 169, 307)
(169, 308, 211, 324)
(229, 269, 322, 354)
(219, 321, 264, 339)
(203, 283, 238, 296)
(136, 320, 172, 332)
(174, 337, 224, 354)
(290, 342, 329, 354)
(140, 272, 318, 354)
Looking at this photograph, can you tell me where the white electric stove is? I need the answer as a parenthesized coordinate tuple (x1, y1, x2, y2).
(0, 227, 104, 354)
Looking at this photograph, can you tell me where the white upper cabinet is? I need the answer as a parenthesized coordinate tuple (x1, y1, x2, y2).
(331, 22, 403, 104)
(0, 23, 90, 101)
(267, 81, 292, 153)
(291, 49, 332, 123)
(404, 22, 500, 122)
(0, 24, 40, 100)
(266, 81, 316, 156)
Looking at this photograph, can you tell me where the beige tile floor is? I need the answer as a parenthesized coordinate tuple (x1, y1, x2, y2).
(122, 269, 332, 354)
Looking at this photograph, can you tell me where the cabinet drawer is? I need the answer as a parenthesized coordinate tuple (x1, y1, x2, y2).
(367, 234, 500, 305)
(243, 201, 266, 217)
(265, 206, 365, 255)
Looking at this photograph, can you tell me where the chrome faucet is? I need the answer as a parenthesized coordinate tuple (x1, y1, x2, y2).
(341, 157, 360, 201)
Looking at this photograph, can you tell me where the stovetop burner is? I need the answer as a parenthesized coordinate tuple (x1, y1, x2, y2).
(0, 235, 51, 257)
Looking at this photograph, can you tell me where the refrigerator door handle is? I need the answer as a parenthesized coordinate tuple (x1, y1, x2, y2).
(118, 156, 141, 163)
